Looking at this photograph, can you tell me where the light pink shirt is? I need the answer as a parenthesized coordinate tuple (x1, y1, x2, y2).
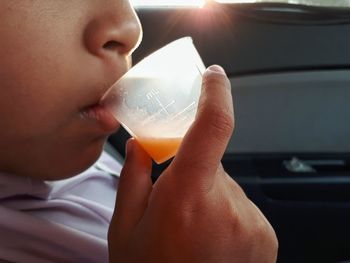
(0, 151, 122, 263)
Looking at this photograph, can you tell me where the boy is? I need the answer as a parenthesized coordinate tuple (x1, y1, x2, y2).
(0, 1, 278, 262)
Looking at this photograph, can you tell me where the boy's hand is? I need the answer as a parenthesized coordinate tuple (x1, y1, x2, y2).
(108, 65, 278, 263)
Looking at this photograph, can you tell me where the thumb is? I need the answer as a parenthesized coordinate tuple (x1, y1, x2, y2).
(110, 138, 153, 238)
(171, 65, 233, 185)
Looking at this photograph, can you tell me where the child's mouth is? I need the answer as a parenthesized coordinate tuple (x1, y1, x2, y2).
(80, 103, 120, 133)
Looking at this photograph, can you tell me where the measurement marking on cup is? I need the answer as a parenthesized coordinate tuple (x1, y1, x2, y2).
(171, 101, 197, 120)
(146, 89, 160, 100)
(146, 88, 176, 116)
(154, 100, 175, 116)
(141, 99, 176, 126)
(155, 97, 170, 116)
(146, 89, 167, 114)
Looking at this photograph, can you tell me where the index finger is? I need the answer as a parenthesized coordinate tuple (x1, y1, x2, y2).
(171, 65, 234, 184)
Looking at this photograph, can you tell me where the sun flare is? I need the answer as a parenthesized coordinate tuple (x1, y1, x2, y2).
(130, 0, 206, 8)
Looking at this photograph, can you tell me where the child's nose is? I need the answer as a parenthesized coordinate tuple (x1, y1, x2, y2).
(84, 2, 142, 60)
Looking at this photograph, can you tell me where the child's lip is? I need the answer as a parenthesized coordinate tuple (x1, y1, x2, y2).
(80, 103, 119, 133)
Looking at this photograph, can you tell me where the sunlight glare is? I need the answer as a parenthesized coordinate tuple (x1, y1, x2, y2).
(214, 0, 350, 7)
(130, 0, 206, 8)
(215, 0, 257, 3)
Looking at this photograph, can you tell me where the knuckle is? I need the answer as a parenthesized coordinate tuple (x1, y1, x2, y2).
(253, 220, 271, 240)
(264, 223, 279, 252)
(205, 105, 234, 140)
(226, 197, 278, 255)
(270, 232, 279, 255)
(227, 178, 247, 198)
(259, 226, 278, 260)
(250, 214, 279, 254)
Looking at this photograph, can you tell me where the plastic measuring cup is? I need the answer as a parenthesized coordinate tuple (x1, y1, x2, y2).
(101, 37, 206, 164)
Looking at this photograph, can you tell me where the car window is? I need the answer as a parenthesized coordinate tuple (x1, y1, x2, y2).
(131, 0, 350, 8)
(215, 0, 350, 8)
(130, 0, 205, 8)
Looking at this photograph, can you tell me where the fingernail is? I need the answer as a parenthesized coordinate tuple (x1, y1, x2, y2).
(207, 65, 226, 74)
(204, 65, 231, 92)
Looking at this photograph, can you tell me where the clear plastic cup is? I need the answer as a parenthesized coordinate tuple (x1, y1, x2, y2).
(101, 37, 205, 164)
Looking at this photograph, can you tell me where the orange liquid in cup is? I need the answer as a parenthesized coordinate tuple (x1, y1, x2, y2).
(136, 137, 183, 164)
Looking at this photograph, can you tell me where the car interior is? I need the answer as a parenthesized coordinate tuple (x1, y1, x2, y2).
(107, 1, 350, 262)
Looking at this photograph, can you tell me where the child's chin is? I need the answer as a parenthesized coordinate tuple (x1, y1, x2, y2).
(45, 139, 106, 181)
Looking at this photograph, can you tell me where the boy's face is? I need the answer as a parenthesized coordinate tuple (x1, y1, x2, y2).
(0, 1, 142, 179)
